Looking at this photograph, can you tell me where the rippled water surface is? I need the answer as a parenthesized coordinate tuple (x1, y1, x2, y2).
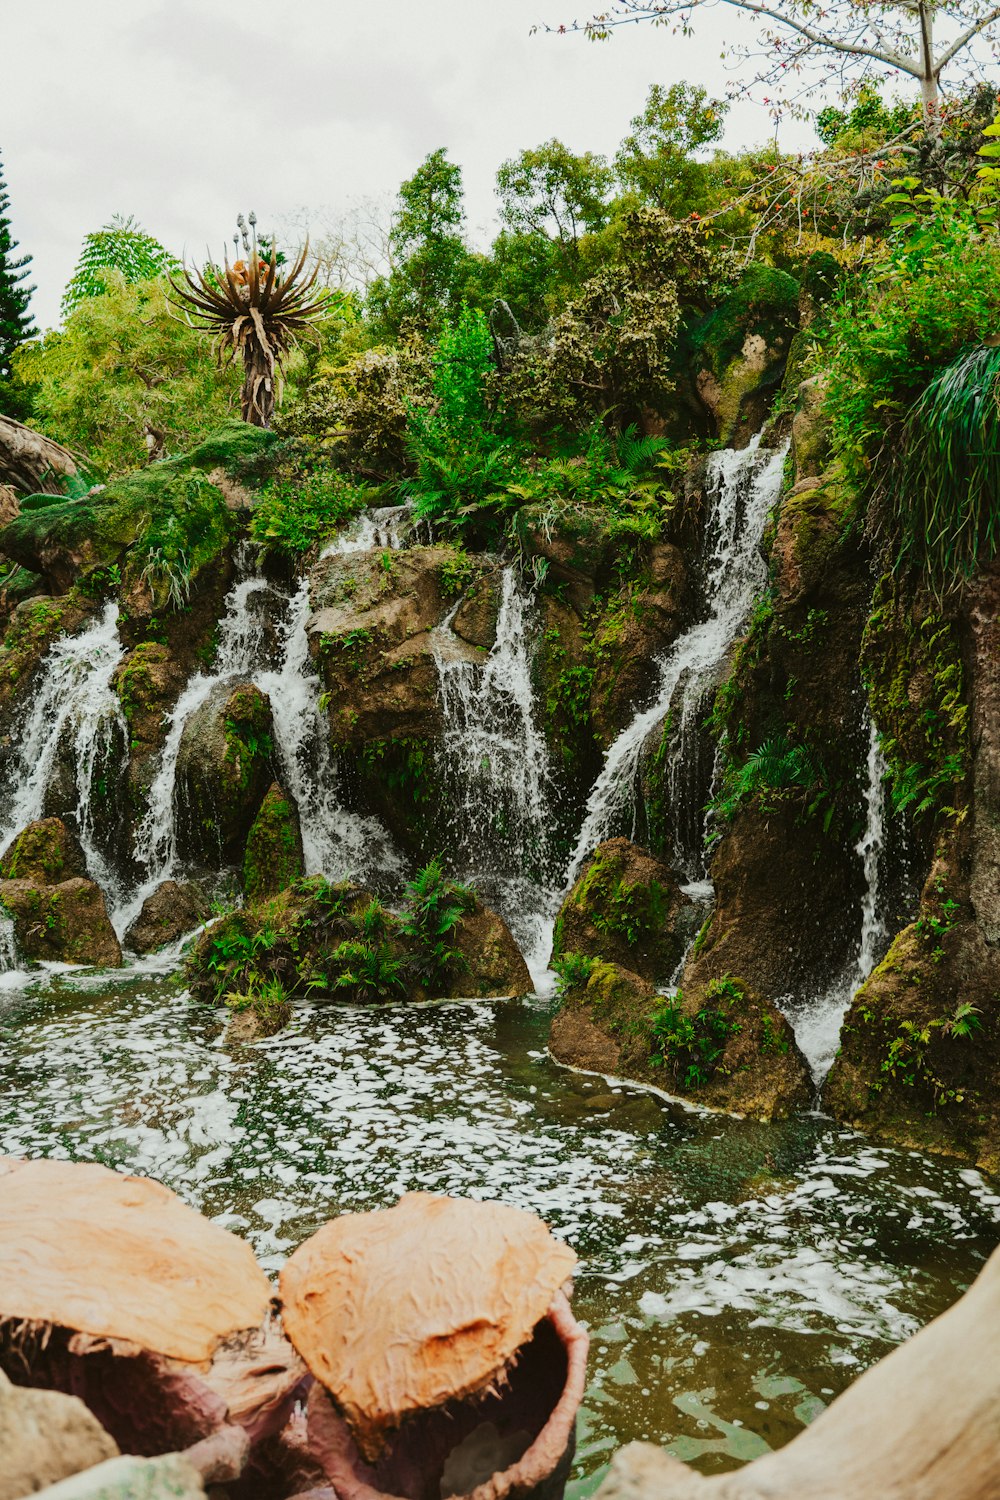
(2, 965, 998, 1491)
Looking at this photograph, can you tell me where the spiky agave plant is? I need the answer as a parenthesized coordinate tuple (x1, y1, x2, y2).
(169, 212, 327, 428)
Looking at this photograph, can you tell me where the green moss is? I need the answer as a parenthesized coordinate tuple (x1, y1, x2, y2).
(862, 573, 969, 819)
(571, 843, 668, 949)
(223, 686, 274, 796)
(243, 788, 304, 900)
(688, 263, 800, 374)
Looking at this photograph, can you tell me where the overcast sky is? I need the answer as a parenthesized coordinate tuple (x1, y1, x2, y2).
(3, 0, 825, 331)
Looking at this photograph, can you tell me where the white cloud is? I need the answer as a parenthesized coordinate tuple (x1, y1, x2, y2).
(3, 0, 819, 329)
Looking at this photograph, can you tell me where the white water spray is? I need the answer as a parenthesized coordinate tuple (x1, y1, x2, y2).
(0, 603, 127, 904)
(565, 439, 789, 886)
(784, 716, 890, 1083)
(433, 568, 559, 985)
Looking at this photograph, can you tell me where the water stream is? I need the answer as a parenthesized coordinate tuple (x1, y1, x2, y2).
(783, 719, 891, 1083)
(0, 968, 996, 1490)
(0, 602, 128, 906)
(433, 568, 559, 985)
(565, 440, 788, 888)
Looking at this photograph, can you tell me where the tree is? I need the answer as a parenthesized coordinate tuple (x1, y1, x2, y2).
(615, 83, 727, 213)
(62, 214, 177, 318)
(0, 150, 36, 421)
(169, 213, 328, 428)
(366, 150, 482, 337)
(14, 272, 241, 475)
(543, 0, 1000, 131)
(496, 139, 613, 254)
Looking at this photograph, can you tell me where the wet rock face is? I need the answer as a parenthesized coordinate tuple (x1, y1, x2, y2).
(690, 265, 800, 447)
(125, 879, 209, 955)
(243, 783, 305, 900)
(824, 848, 1000, 1173)
(0, 876, 122, 967)
(176, 682, 274, 867)
(553, 838, 695, 985)
(446, 903, 532, 998)
(590, 547, 688, 748)
(308, 544, 473, 748)
(0, 817, 87, 883)
(0, 1367, 120, 1500)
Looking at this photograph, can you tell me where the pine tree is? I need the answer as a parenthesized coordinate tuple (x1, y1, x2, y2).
(0, 149, 36, 392)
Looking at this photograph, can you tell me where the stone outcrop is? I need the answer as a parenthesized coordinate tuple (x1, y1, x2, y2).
(0, 876, 121, 967)
(175, 682, 274, 867)
(243, 783, 305, 900)
(125, 880, 209, 954)
(446, 903, 532, 998)
(690, 264, 800, 446)
(0, 1368, 119, 1500)
(553, 838, 696, 984)
(0, 817, 87, 883)
(551, 961, 808, 1119)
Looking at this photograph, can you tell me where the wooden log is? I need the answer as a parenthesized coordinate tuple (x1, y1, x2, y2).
(0, 414, 78, 495)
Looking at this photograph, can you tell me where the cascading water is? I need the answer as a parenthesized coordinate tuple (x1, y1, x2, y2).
(786, 717, 890, 1083)
(129, 538, 401, 928)
(321, 503, 418, 557)
(565, 439, 790, 888)
(257, 579, 402, 882)
(432, 568, 559, 985)
(0, 910, 18, 972)
(0, 602, 128, 906)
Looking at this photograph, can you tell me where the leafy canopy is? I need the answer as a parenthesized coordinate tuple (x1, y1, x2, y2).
(62, 214, 176, 318)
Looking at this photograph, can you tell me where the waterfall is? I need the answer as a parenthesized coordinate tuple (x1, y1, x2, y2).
(565, 439, 789, 886)
(785, 716, 890, 1083)
(0, 909, 17, 972)
(257, 580, 402, 882)
(129, 574, 276, 910)
(432, 568, 559, 985)
(128, 541, 402, 926)
(321, 503, 417, 557)
(0, 602, 128, 904)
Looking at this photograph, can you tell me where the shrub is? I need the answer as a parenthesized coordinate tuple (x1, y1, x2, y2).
(398, 857, 475, 986)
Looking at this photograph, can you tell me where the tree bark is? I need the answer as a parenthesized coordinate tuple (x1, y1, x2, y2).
(0, 415, 79, 495)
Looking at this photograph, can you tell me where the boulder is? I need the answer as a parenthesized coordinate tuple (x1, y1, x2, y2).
(33, 1455, 206, 1498)
(451, 569, 502, 650)
(307, 544, 473, 748)
(243, 783, 305, 900)
(589, 547, 688, 745)
(0, 816, 87, 883)
(446, 903, 532, 998)
(176, 682, 274, 867)
(513, 502, 615, 616)
(0, 877, 122, 966)
(0, 1367, 119, 1500)
(551, 961, 809, 1119)
(554, 838, 695, 984)
(125, 880, 210, 954)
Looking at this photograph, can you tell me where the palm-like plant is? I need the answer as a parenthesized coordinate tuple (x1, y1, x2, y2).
(169, 213, 327, 428)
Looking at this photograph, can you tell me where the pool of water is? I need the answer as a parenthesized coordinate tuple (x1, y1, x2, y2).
(2, 964, 998, 1492)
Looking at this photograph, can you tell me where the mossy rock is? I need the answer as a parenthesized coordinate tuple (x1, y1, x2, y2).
(0, 594, 96, 727)
(688, 263, 800, 444)
(0, 818, 87, 884)
(243, 783, 305, 900)
(176, 681, 274, 867)
(0, 877, 121, 967)
(124, 879, 209, 954)
(553, 837, 695, 984)
(445, 903, 532, 998)
(652, 974, 810, 1119)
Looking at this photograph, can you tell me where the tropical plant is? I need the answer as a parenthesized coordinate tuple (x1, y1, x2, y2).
(713, 734, 828, 824)
(398, 857, 475, 987)
(13, 274, 240, 475)
(328, 939, 406, 1003)
(552, 950, 598, 993)
(169, 213, 328, 428)
(62, 214, 176, 318)
(889, 344, 1000, 588)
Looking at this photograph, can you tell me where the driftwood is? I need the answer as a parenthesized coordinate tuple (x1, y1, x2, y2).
(0, 414, 78, 495)
(594, 1239, 1000, 1500)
